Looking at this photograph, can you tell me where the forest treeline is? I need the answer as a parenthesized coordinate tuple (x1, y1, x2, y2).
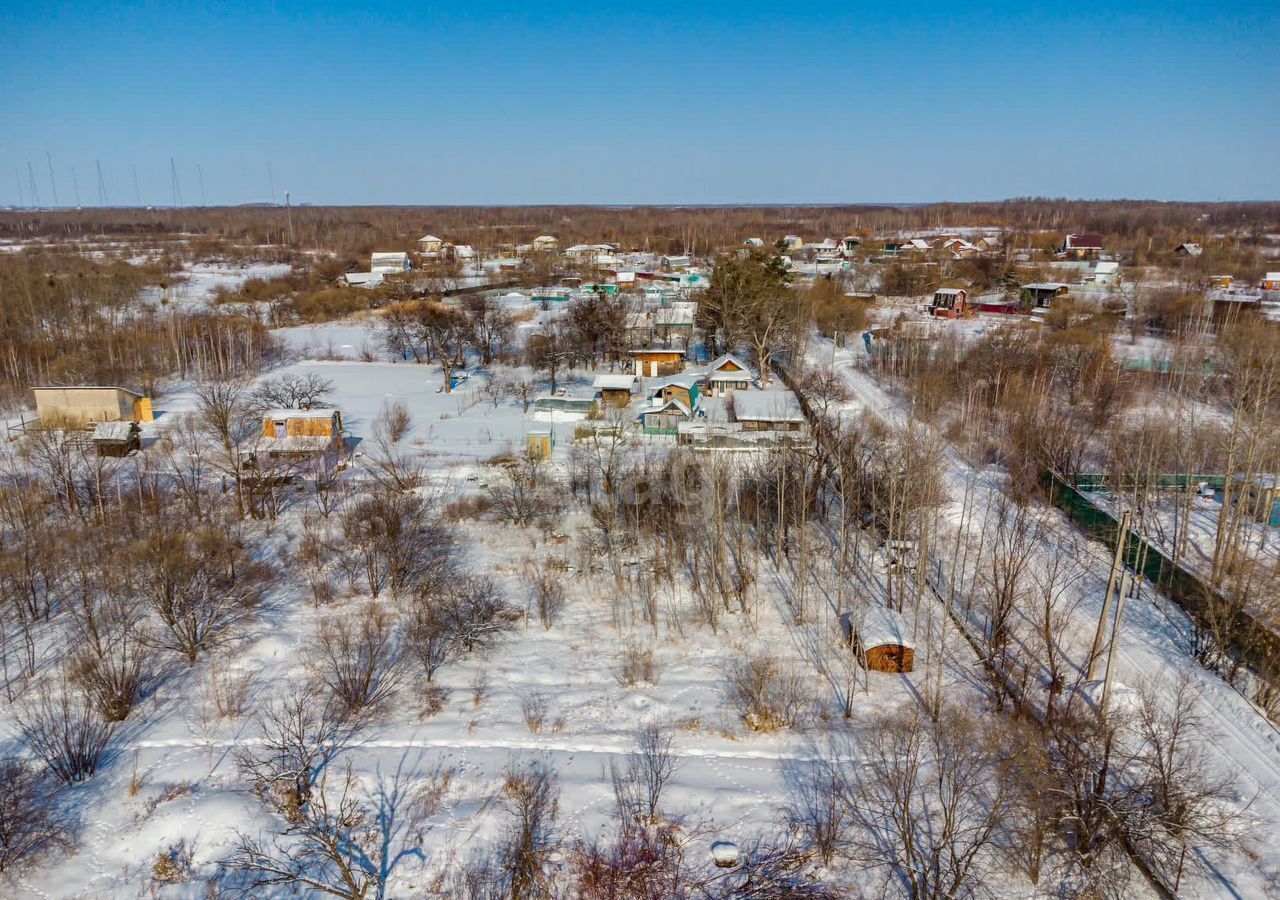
(2, 200, 1277, 265)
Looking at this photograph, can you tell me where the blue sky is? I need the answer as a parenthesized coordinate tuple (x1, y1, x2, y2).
(2, 1, 1277, 205)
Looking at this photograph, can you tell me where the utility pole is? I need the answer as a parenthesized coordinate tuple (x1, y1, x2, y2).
(27, 161, 40, 207)
(197, 164, 207, 206)
(1087, 509, 1130, 680)
(45, 152, 59, 207)
(71, 167, 81, 207)
(96, 160, 108, 206)
(1100, 568, 1131, 718)
(285, 190, 293, 244)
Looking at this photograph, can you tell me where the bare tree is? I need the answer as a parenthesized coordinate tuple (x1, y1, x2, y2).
(224, 763, 428, 899)
(609, 723, 680, 828)
(235, 681, 358, 821)
(17, 679, 117, 784)
(0, 757, 70, 873)
(849, 703, 1016, 900)
(497, 760, 560, 900)
(252, 372, 334, 411)
(307, 602, 404, 719)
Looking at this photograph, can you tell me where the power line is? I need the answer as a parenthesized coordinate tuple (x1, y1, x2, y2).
(45, 152, 59, 207)
(170, 157, 183, 208)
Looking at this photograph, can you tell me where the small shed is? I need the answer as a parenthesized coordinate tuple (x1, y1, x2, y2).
(660, 255, 692, 272)
(526, 429, 554, 460)
(630, 348, 685, 378)
(593, 373, 639, 407)
(1174, 242, 1203, 257)
(853, 606, 916, 673)
(92, 421, 141, 457)
(33, 386, 153, 426)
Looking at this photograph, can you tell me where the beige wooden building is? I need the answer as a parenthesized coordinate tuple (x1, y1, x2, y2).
(32, 386, 154, 425)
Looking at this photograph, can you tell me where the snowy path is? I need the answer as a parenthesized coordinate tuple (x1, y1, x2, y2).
(813, 334, 1280, 898)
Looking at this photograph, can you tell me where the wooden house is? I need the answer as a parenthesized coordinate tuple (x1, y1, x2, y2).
(1262, 272, 1280, 292)
(1022, 282, 1070, 308)
(531, 235, 559, 252)
(92, 421, 141, 457)
(640, 397, 693, 435)
(593, 373, 639, 408)
(630, 348, 685, 378)
(1055, 233, 1103, 260)
(32, 385, 154, 426)
(930, 288, 968, 318)
(853, 606, 915, 673)
(732, 390, 806, 433)
(261, 408, 344, 461)
(1209, 275, 1233, 290)
(417, 235, 445, 256)
(706, 354, 754, 396)
(651, 376, 701, 412)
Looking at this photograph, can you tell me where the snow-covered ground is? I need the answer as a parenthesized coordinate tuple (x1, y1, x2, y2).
(814, 332, 1280, 899)
(139, 261, 293, 311)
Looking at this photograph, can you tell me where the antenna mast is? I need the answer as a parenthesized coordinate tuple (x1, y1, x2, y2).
(170, 158, 183, 208)
(26, 161, 40, 207)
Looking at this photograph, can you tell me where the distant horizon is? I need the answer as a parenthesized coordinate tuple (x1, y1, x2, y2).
(4, 197, 1279, 213)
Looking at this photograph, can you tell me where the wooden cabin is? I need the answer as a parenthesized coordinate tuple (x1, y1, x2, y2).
(32, 386, 153, 426)
(92, 421, 141, 457)
(732, 390, 806, 433)
(651, 376, 701, 412)
(261, 408, 344, 460)
(630, 348, 685, 378)
(853, 606, 916, 673)
(930, 288, 968, 318)
(592, 373, 639, 408)
(706, 354, 754, 397)
(1022, 282, 1070, 308)
(640, 397, 693, 435)
(1209, 274, 1233, 290)
(1055, 233, 1103, 260)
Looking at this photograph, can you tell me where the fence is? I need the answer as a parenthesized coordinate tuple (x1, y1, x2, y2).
(1041, 471, 1280, 670)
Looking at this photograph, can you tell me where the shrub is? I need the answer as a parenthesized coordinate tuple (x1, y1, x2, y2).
(724, 655, 811, 732)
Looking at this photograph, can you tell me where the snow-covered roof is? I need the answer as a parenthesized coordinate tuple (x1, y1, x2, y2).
(593, 373, 638, 391)
(261, 435, 334, 452)
(934, 288, 965, 297)
(1265, 272, 1280, 280)
(1094, 261, 1120, 274)
(707, 353, 753, 379)
(265, 408, 339, 420)
(733, 390, 805, 423)
(1023, 282, 1069, 291)
(615, 271, 636, 283)
(654, 307, 694, 326)
(644, 397, 692, 417)
(344, 272, 384, 287)
(93, 421, 137, 441)
(418, 234, 442, 243)
(856, 605, 915, 650)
